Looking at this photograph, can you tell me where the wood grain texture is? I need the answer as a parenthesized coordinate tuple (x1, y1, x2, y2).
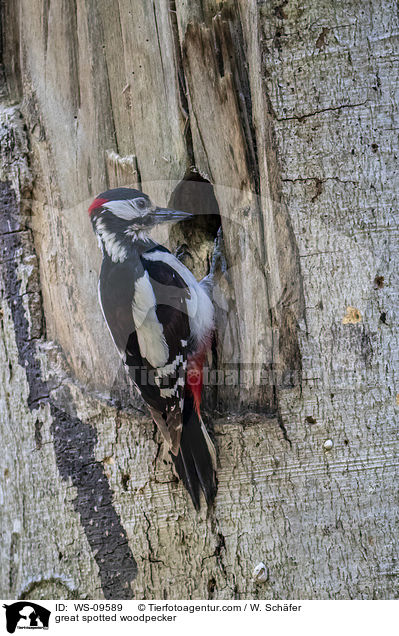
(0, 0, 398, 600)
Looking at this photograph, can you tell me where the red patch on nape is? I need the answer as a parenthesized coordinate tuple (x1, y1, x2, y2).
(88, 197, 108, 215)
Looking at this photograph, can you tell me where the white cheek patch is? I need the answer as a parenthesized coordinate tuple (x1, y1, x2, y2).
(103, 199, 139, 220)
(132, 271, 169, 368)
(95, 220, 128, 263)
(124, 227, 152, 243)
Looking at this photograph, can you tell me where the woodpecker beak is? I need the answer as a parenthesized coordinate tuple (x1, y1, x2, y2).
(153, 207, 193, 224)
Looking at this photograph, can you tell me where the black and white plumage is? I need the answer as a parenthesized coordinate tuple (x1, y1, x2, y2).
(89, 187, 217, 508)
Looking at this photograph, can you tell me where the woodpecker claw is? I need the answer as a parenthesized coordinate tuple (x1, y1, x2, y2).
(200, 226, 226, 294)
(210, 226, 226, 277)
(174, 243, 191, 264)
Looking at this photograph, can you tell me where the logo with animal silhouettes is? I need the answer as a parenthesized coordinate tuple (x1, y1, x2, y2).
(2, 602, 50, 633)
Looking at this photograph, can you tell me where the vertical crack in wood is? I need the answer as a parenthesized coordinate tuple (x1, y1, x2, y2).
(168, 0, 195, 164)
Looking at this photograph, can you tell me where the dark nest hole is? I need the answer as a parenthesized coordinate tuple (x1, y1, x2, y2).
(167, 170, 221, 280)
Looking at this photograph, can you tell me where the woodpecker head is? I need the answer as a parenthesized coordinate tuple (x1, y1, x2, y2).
(89, 187, 191, 232)
(89, 187, 192, 261)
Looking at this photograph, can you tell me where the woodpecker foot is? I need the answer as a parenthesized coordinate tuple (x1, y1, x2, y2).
(199, 226, 226, 293)
(210, 226, 226, 276)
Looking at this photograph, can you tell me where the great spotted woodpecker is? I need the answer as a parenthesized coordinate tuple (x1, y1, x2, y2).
(89, 187, 217, 508)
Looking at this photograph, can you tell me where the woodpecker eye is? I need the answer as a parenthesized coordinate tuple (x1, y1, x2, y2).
(135, 198, 147, 211)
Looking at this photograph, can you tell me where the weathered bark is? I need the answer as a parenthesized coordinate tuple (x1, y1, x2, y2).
(0, 0, 398, 600)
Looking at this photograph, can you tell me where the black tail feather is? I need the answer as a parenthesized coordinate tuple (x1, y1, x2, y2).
(171, 397, 217, 509)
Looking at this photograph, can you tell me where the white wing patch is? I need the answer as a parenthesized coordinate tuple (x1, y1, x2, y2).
(159, 373, 185, 398)
(132, 271, 169, 368)
(143, 250, 214, 346)
(154, 355, 185, 382)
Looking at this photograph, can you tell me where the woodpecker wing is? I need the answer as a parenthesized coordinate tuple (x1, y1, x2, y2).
(127, 247, 192, 454)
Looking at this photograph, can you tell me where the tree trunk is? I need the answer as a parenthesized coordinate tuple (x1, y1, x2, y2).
(0, 0, 397, 600)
